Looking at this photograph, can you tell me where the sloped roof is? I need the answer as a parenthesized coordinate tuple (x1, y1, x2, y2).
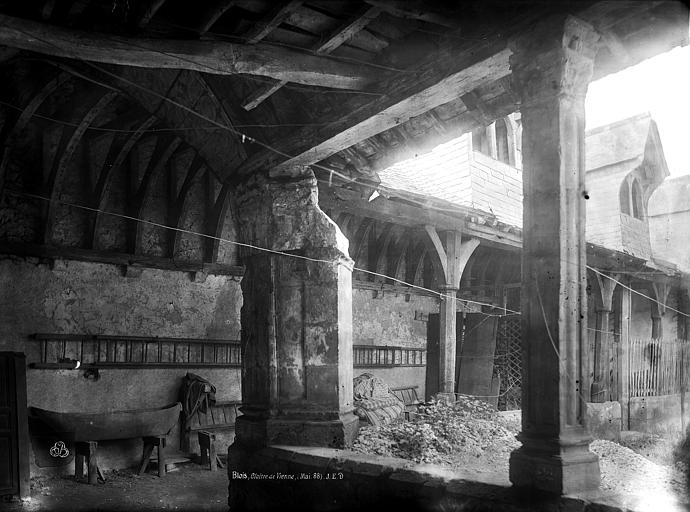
(378, 137, 473, 208)
(648, 174, 690, 216)
(585, 112, 662, 171)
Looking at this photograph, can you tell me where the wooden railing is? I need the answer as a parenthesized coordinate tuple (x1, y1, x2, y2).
(353, 345, 425, 368)
(29, 333, 241, 369)
(629, 338, 689, 397)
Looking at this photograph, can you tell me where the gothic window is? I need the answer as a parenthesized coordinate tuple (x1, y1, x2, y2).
(620, 176, 645, 220)
(631, 179, 643, 219)
(496, 119, 510, 164)
(619, 180, 630, 215)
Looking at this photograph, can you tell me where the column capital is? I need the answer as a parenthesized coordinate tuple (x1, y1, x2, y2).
(235, 169, 350, 260)
(509, 15, 600, 106)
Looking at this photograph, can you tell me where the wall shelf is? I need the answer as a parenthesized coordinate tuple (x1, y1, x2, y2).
(29, 333, 242, 369)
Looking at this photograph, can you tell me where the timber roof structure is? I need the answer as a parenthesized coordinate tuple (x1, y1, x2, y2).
(0, 1, 687, 270)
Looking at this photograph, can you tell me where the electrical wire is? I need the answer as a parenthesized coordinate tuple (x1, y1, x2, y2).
(6, 189, 519, 316)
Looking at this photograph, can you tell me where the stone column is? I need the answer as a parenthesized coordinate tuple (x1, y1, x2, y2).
(508, 15, 601, 494)
(231, 167, 358, 450)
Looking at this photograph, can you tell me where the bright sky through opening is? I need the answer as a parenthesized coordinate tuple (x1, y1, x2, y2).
(586, 44, 690, 177)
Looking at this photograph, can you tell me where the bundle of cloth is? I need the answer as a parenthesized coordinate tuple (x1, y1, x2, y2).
(352, 373, 404, 426)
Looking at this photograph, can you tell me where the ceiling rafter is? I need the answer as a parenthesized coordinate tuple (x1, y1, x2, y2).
(130, 135, 182, 254)
(241, 4, 382, 111)
(0, 71, 71, 197)
(170, 154, 205, 258)
(196, 0, 237, 35)
(90, 115, 158, 249)
(43, 90, 118, 244)
(234, 40, 512, 178)
(364, 0, 462, 29)
(0, 13, 377, 90)
(135, 0, 167, 28)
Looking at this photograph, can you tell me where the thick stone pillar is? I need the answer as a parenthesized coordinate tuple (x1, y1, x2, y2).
(508, 15, 601, 494)
(651, 282, 670, 340)
(231, 168, 358, 450)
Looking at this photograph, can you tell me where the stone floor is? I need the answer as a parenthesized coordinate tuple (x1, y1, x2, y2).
(3, 461, 228, 512)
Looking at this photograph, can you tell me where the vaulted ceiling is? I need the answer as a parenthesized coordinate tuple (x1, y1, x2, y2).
(0, 1, 687, 268)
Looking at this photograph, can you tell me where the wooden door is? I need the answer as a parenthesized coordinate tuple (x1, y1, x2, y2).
(0, 352, 30, 499)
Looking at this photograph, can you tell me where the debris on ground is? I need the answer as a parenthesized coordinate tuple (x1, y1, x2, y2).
(352, 395, 519, 464)
(353, 398, 690, 506)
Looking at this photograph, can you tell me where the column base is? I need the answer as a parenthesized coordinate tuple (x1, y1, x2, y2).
(235, 413, 359, 449)
(509, 439, 600, 495)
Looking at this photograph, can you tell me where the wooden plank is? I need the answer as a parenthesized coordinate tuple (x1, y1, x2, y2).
(241, 79, 287, 111)
(235, 42, 511, 176)
(135, 0, 167, 28)
(241, 5, 380, 111)
(196, 0, 237, 35)
(0, 241, 244, 276)
(364, 0, 462, 29)
(0, 13, 377, 90)
(315, 6, 382, 55)
(243, 0, 303, 44)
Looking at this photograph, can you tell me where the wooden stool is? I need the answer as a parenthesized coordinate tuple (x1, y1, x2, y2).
(138, 436, 166, 477)
(197, 430, 224, 471)
(75, 441, 104, 485)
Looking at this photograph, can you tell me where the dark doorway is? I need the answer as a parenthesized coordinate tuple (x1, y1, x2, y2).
(0, 352, 30, 499)
(425, 312, 464, 400)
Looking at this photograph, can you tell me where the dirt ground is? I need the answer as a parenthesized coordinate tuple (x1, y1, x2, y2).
(3, 461, 229, 512)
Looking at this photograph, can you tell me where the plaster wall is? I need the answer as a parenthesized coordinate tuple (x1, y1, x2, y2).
(0, 256, 242, 474)
(352, 287, 437, 396)
(649, 210, 690, 273)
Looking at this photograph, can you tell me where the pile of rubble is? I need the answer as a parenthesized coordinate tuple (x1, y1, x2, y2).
(352, 395, 519, 464)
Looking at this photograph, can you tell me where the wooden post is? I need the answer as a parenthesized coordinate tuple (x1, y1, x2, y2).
(619, 283, 631, 430)
(508, 15, 601, 494)
(424, 227, 479, 395)
(592, 273, 617, 402)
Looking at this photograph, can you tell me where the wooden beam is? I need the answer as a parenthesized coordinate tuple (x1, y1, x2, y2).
(364, 0, 461, 29)
(136, 0, 167, 28)
(0, 72, 70, 197)
(243, 0, 304, 44)
(130, 136, 182, 254)
(43, 91, 118, 244)
(0, 241, 244, 276)
(241, 79, 287, 111)
(235, 42, 512, 177)
(322, 189, 521, 250)
(241, 5, 381, 111)
(0, 13, 377, 90)
(315, 6, 382, 55)
(170, 155, 205, 258)
(196, 0, 237, 35)
(91, 115, 158, 248)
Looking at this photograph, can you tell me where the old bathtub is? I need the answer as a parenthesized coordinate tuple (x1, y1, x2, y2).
(30, 402, 182, 442)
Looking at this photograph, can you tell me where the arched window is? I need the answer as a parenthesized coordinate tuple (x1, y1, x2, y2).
(496, 119, 510, 164)
(619, 180, 630, 215)
(471, 127, 488, 156)
(631, 179, 643, 219)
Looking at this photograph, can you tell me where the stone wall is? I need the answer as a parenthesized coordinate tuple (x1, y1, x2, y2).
(228, 445, 636, 512)
(0, 256, 242, 474)
(352, 286, 437, 397)
(469, 151, 522, 226)
(628, 394, 690, 433)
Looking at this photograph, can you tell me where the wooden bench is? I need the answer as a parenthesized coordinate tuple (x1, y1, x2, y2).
(390, 386, 421, 420)
(185, 398, 241, 470)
